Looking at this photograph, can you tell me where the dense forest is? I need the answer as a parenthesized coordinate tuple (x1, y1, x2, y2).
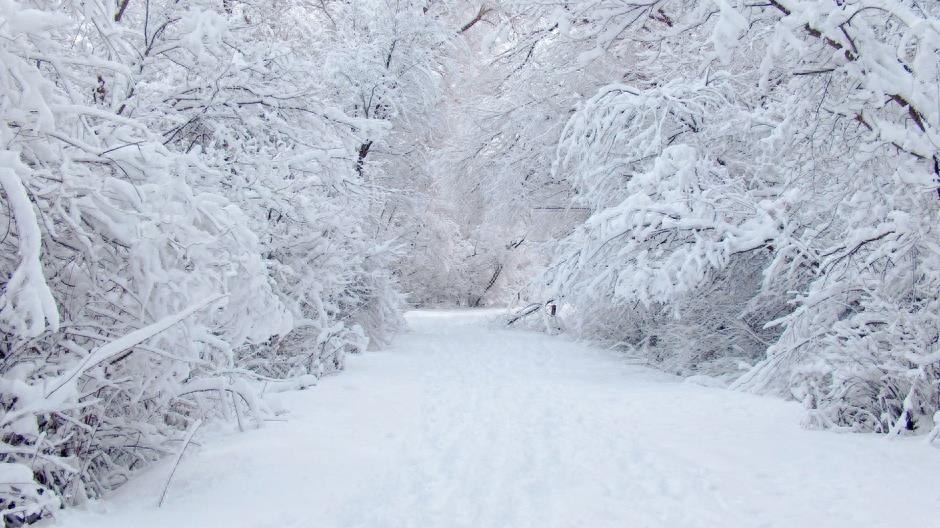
(1, 0, 938, 523)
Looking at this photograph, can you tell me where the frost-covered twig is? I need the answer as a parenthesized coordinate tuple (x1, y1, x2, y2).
(157, 419, 203, 508)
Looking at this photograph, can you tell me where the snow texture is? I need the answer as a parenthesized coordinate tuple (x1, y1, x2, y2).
(3, 1, 940, 522)
(48, 311, 940, 528)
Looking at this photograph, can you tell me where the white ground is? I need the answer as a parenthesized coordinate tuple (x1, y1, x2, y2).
(51, 310, 940, 528)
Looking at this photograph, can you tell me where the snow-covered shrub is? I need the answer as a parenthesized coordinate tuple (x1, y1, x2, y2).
(139, 0, 407, 370)
(543, 79, 789, 376)
(534, 0, 940, 433)
(0, 2, 289, 522)
(0, 0, 411, 522)
(727, 0, 940, 434)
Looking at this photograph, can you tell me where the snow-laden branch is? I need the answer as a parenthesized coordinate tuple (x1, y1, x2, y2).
(43, 294, 226, 400)
(0, 151, 59, 337)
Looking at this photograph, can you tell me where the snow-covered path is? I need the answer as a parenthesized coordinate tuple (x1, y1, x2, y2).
(53, 310, 939, 528)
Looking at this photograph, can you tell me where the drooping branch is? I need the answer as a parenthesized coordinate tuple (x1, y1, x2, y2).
(767, 0, 929, 134)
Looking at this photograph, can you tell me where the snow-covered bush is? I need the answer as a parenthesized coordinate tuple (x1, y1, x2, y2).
(0, 0, 412, 522)
(2, 0, 939, 521)
(531, 0, 940, 433)
(545, 80, 789, 377)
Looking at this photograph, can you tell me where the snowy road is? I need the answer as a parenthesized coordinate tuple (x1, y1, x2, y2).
(53, 310, 940, 528)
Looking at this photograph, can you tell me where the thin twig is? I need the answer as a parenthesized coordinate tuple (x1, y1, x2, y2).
(157, 419, 203, 508)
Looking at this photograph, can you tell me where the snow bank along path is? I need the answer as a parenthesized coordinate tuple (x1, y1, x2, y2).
(51, 310, 940, 528)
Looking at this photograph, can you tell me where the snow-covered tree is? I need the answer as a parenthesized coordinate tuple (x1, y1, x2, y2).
(3, 0, 940, 522)
(0, 0, 416, 522)
(534, 0, 940, 433)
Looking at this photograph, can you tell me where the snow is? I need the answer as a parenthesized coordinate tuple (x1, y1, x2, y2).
(47, 310, 940, 528)
(43, 295, 225, 401)
(0, 151, 60, 337)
